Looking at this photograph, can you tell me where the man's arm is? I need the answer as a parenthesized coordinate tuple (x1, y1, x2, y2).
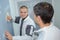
(6, 16, 20, 24)
(6, 16, 12, 21)
(5, 31, 13, 40)
(14, 17, 20, 24)
(26, 25, 35, 37)
(5, 31, 33, 40)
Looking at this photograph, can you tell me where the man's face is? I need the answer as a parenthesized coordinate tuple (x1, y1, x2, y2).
(34, 14, 39, 24)
(20, 8, 28, 18)
(34, 14, 41, 26)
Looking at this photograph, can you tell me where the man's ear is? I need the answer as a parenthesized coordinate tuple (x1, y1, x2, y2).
(38, 16, 43, 24)
(37, 16, 41, 21)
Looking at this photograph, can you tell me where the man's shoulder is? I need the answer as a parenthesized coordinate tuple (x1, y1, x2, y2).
(27, 16, 34, 22)
(46, 26, 60, 34)
(45, 26, 60, 40)
(16, 16, 20, 19)
(15, 16, 20, 24)
(51, 26, 60, 31)
(26, 16, 36, 27)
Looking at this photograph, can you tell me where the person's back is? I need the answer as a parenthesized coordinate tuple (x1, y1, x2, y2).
(33, 2, 60, 40)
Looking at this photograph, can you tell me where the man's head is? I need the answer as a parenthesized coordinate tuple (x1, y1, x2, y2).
(19, 6, 28, 19)
(33, 2, 54, 26)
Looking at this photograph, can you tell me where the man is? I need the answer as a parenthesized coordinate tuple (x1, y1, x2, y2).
(33, 2, 60, 40)
(5, 6, 36, 40)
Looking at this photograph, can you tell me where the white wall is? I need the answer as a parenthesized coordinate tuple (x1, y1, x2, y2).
(52, 0, 60, 29)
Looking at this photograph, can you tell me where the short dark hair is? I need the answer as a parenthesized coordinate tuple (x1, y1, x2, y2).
(33, 2, 54, 24)
(20, 5, 28, 9)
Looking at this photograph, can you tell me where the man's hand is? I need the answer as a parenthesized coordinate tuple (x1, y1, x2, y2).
(5, 31, 12, 40)
(6, 16, 12, 21)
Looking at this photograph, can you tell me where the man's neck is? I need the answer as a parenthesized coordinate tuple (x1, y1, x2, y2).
(22, 15, 28, 20)
(39, 23, 51, 28)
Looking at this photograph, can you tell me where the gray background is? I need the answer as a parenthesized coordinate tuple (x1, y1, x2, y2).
(52, 0, 60, 29)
